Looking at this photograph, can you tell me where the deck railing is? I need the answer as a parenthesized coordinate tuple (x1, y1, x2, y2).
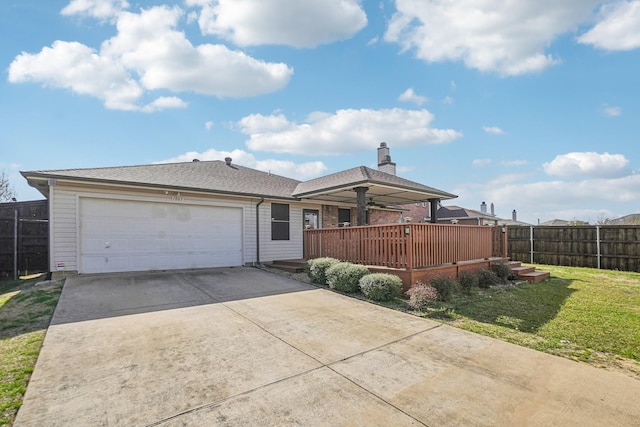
(304, 223, 503, 270)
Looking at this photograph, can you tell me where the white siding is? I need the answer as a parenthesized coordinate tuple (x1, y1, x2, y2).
(50, 187, 79, 272)
(258, 201, 323, 262)
(48, 182, 325, 273)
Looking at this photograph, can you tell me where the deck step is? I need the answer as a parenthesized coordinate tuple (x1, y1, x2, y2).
(510, 266, 536, 275)
(271, 259, 307, 273)
(507, 262, 550, 283)
(519, 271, 551, 283)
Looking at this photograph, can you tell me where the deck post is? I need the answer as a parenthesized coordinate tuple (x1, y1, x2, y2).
(354, 187, 369, 226)
(429, 198, 439, 223)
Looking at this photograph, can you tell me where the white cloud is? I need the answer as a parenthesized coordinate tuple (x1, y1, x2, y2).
(482, 126, 505, 135)
(385, 0, 600, 75)
(472, 159, 492, 167)
(8, 40, 144, 111)
(101, 6, 293, 97)
(578, 1, 640, 51)
(186, 0, 367, 48)
(485, 174, 640, 212)
(237, 108, 462, 155)
(500, 160, 528, 167)
(205, 121, 214, 130)
(543, 152, 630, 178)
(158, 148, 328, 180)
(61, 0, 129, 20)
(398, 88, 427, 106)
(396, 165, 415, 174)
(140, 96, 188, 113)
(603, 105, 622, 116)
(456, 170, 640, 224)
(8, 6, 293, 111)
(442, 96, 454, 105)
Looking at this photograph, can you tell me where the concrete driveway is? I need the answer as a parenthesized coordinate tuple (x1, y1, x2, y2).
(15, 267, 640, 426)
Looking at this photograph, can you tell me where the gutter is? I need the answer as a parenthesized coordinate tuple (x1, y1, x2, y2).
(256, 198, 264, 265)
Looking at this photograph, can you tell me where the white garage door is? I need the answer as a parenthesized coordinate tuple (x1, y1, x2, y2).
(79, 198, 243, 274)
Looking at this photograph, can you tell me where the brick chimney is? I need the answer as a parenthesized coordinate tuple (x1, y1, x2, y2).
(377, 142, 396, 175)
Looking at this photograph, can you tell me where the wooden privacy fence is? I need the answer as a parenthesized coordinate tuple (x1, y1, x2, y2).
(304, 223, 500, 270)
(0, 200, 49, 279)
(508, 225, 640, 272)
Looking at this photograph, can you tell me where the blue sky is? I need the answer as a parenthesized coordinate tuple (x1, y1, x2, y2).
(2, 0, 639, 225)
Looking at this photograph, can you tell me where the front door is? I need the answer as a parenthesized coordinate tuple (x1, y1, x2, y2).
(303, 209, 319, 259)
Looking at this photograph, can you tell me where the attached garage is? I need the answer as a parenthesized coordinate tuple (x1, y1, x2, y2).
(79, 197, 243, 274)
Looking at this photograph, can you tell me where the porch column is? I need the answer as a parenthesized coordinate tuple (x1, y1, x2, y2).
(429, 198, 439, 223)
(354, 187, 369, 226)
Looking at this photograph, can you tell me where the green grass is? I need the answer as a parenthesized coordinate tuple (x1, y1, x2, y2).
(0, 276, 62, 426)
(409, 265, 640, 378)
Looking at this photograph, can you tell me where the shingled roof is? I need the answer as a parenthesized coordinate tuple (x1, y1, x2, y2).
(292, 166, 456, 206)
(22, 160, 301, 199)
(23, 161, 457, 205)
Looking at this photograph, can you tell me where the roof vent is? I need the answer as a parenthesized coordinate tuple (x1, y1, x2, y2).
(224, 157, 232, 166)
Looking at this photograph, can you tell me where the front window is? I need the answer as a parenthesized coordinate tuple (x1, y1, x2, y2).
(338, 208, 351, 226)
(271, 203, 290, 240)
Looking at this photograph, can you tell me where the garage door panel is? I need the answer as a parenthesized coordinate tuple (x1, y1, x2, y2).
(80, 198, 243, 274)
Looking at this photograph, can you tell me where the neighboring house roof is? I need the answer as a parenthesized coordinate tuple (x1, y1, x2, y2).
(606, 214, 640, 225)
(22, 161, 457, 206)
(539, 219, 571, 226)
(430, 205, 531, 226)
(22, 160, 301, 200)
(292, 166, 457, 206)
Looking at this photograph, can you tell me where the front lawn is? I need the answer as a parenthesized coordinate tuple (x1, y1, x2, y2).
(0, 276, 63, 426)
(412, 265, 640, 379)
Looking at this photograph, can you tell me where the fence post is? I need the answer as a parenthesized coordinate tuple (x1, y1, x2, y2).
(529, 225, 534, 264)
(405, 224, 414, 270)
(13, 208, 18, 280)
(596, 225, 601, 269)
(502, 226, 508, 259)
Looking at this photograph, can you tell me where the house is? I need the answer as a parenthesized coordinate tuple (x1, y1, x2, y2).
(21, 145, 457, 277)
(600, 214, 640, 225)
(399, 201, 530, 226)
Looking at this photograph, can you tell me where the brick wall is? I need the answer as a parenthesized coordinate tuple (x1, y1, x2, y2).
(399, 203, 430, 222)
(368, 209, 401, 225)
(321, 205, 356, 228)
(321, 205, 402, 227)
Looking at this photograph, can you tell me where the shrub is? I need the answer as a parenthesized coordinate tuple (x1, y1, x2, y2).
(359, 273, 403, 302)
(406, 281, 439, 310)
(325, 262, 370, 293)
(307, 257, 340, 284)
(430, 277, 457, 301)
(478, 269, 501, 288)
(492, 262, 512, 283)
(458, 271, 478, 294)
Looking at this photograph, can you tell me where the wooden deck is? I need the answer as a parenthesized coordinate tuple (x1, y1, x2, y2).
(304, 223, 506, 270)
(301, 223, 509, 288)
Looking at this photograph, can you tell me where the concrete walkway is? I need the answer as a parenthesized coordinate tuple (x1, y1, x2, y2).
(15, 267, 640, 426)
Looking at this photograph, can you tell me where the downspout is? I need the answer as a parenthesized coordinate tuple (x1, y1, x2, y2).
(256, 198, 264, 265)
